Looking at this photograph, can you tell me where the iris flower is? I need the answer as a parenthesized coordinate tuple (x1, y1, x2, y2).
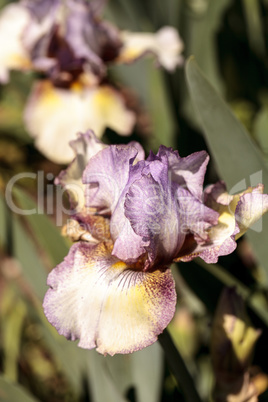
(0, 0, 183, 163)
(43, 131, 268, 355)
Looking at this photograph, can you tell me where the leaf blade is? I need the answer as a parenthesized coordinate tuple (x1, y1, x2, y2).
(186, 57, 268, 281)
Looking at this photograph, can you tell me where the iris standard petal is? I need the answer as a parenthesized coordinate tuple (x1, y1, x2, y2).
(83, 143, 144, 214)
(65, 0, 122, 73)
(43, 241, 176, 356)
(125, 167, 185, 267)
(157, 146, 209, 200)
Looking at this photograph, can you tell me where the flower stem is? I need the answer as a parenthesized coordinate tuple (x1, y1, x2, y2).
(158, 328, 202, 402)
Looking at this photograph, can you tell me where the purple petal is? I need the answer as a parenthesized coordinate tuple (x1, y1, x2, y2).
(110, 160, 148, 261)
(198, 237, 237, 264)
(125, 162, 185, 267)
(156, 146, 209, 200)
(204, 181, 232, 207)
(43, 241, 176, 355)
(66, 0, 122, 74)
(176, 187, 219, 242)
(83, 142, 145, 214)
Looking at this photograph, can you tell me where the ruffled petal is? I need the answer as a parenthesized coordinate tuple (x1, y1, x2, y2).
(156, 146, 209, 200)
(43, 242, 176, 356)
(125, 164, 185, 267)
(118, 26, 184, 71)
(110, 160, 147, 261)
(176, 187, 219, 241)
(111, 218, 149, 262)
(235, 184, 268, 238)
(0, 4, 32, 82)
(65, 0, 122, 74)
(122, 154, 219, 266)
(186, 183, 268, 263)
(55, 131, 106, 211)
(83, 143, 144, 214)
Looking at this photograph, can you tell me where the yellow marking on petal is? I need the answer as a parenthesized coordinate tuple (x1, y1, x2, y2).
(218, 211, 235, 226)
(93, 87, 115, 110)
(44, 241, 176, 355)
(111, 261, 128, 270)
(70, 81, 83, 93)
(6, 53, 31, 69)
(38, 82, 62, 109)
(118, 47, 143, 62)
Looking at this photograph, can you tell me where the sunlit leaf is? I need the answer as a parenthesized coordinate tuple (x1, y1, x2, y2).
(130, 342, 164, 402)
(87, 343, 163, 402)
(186, 57, 268, 282)
(87, 351, 128, 402)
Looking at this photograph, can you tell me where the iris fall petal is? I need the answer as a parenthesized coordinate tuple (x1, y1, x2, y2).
(24, 81, 135, 164)
(43, 241, 176, 356)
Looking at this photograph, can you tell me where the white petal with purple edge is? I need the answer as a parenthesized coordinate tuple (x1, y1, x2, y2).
(43, 242, 176, 356)
(55, 131, 106, 211)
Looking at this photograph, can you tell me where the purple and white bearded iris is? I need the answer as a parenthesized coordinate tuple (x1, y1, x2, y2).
(43, 131, 268, 355)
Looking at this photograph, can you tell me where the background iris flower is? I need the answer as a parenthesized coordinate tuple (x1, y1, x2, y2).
(0, 0, 183, 163)
(43, 131, 268, 356)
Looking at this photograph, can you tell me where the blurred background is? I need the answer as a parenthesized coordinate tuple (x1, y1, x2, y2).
(1, 0, 268, 401)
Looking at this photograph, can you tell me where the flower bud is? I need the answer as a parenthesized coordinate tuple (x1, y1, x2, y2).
(211, 287, 260, 401)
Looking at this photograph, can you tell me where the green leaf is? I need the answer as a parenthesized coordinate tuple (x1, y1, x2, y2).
(130, 342, 164, 402)
(242, 0, 266, 58)
(0, 376, 39, 402)
(179, 0, 233, 128)
(111, 60, 175, 150)
(86, 343, 163, 402)
(253, 106, 268, 164)
(1, 288, 26, 382)
(0, 192, 48, 298)
(184, 0, 233, 92)
(29, 300, 87, 395)
(12, 186, 69, 267)
(185, 57, 268, 282)
(86, 351, 128, 402)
